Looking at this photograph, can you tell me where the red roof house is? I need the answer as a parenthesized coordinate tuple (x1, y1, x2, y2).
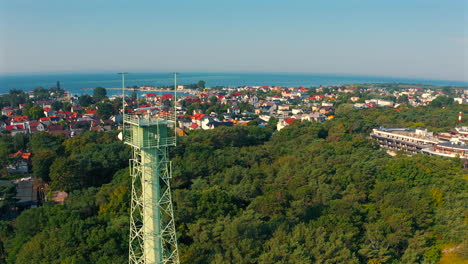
(284, 118, 296, 125)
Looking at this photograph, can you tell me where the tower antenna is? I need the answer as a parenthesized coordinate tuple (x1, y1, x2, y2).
(118, 72, 128, 135)
(173, 72, 178, 139)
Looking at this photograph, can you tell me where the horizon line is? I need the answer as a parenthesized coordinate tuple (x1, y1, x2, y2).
(0, 70, 467, 84)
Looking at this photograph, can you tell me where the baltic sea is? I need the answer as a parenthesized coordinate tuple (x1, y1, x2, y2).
(0, 72, 467, 97)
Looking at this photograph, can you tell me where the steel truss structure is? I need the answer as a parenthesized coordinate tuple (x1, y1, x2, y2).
(125, 113, 179, 264)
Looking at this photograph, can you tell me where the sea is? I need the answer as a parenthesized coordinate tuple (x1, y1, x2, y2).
(0, 72, 467, 97)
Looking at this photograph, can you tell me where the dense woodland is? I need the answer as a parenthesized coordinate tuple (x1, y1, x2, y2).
(0, 103, 467, 263)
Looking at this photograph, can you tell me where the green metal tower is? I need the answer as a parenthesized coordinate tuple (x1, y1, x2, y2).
(123, 76, 180, 264)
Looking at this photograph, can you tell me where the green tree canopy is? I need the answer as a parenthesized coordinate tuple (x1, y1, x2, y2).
(93, 87, 107, 102)
(27, 106, 45, 120)
(78, 94, 94, 107)
(197, 80, 206, 89)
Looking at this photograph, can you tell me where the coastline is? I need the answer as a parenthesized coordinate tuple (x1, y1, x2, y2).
(1, 72, 467, 97)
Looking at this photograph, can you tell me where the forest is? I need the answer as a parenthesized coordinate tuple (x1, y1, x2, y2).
(0, 103, 467, 263)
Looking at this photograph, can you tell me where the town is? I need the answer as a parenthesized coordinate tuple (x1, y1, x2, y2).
(1, 82, 468, 177)
(1, 81, 467, 262)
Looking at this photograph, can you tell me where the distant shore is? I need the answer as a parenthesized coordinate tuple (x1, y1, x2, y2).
(1, 72, 467, 96)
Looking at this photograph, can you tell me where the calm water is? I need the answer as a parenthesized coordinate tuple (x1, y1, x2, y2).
(0, 72, 467, 96)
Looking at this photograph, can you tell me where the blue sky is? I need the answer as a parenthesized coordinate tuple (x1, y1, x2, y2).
(0, 0, 466, 81)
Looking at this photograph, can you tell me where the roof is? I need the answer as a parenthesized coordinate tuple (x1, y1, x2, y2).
(6, 124, 25, 131)
(211, 121, 234, 128)
(90, 125, 104, 131)
(48, 124, 63, 131)
(189, 123, 198, 129)
(29, 121, 41, 127)
(437, 142, 468, 150)
(13, 116, 29, 122)
(51, 191, 68, 203)
(284, 118, 296, 125)
(192, 113, 206, 120)
(9, 151, 31, 160)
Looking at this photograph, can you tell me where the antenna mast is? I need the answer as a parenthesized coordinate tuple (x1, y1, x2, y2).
(118, 72, 128, 134)
(174, 72, 178, 139)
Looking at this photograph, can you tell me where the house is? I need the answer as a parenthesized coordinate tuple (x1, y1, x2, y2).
(228, 106, 241, 115)
(291, 109, 303, 115)
(11, 116, 29, 123)
(277, 118, 296, 131)
(298, 112, 326, 123)
(344, 87, 357, 93)
(43, 108, 55, 117)
(28, 121, 46, 133)
(10, 116, 30, 131)
(278, 105, 290, 111)
(377, 100, 394, 107)
(71, 105, 83, 112)
(6, 124, 27, 136)
(259, 115, 271, 123)
(201, 117, 215, 130)
(319, 106, 334, 114)
(7, 151, 31, 174)
(296, 86, 308, 93)
(281, 90, 292, 97)
(189, 123, 199, 130)
(102, 120, 114, 131)
(312, 94, 325, 101)
(47, 123, 64, 132)
(191, 113, 208, 127)
(354, 103, 368, 109)
(310, 112, 327, 122)
(85, 109, 97, 116)
(162, 94, 173, 101)
(90, 125, 105, 132)
(0, 121, 7, 130)
(1, 107, 15, 116)
(175, 128, 188, 137)
(206, 120, 234, 129)
(39, 116, 53, 126)
(256, 101, 277, 114)
(51, 191, 68, 204)
(48, 123, 69, 137)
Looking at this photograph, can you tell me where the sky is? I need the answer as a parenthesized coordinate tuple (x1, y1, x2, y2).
(0, 0, 467, 81)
